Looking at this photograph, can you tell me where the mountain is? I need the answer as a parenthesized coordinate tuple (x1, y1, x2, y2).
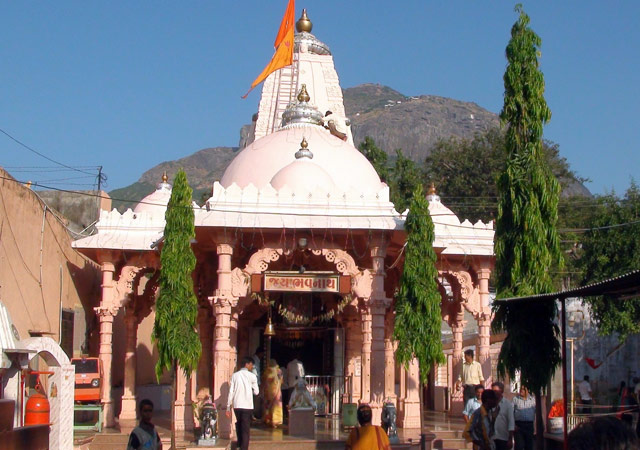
(108, 84, 587, 211)
(344, 84, 500, 160)
(110, 146, 237, 211)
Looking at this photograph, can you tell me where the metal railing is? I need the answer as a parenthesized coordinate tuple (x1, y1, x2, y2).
(304, 375, 352, 416)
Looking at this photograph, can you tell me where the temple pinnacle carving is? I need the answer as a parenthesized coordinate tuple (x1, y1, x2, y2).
(296, 9, 312, 33)
(295, 137, 313, 159)
(162, 171, 169, 183)
(297, 84, 311, 103)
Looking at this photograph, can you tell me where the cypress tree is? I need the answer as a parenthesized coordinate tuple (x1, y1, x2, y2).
(153, 169, 202, 445)
(394, 184, 445, 384)
(492, 5, 563, 447)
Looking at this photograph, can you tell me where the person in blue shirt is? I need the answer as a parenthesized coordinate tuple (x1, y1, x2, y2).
(463, 384, 485, 423)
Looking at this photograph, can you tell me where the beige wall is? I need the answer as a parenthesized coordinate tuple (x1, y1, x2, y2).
(0, 168, 101, 354)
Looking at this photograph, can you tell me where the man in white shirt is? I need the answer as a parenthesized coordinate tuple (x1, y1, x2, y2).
(323, 111, 348, 141)
(491, 381, 515, 450)
(226, 357, 259, 450)
(457, 349, 485, 405)
(578, 375, 592, 414)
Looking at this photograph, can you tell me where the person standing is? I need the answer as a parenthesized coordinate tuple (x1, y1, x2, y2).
(491, 381, 515, 450)
(465, 389, 499, 450)
(578, 375, 592, 414)
(457, 349, 485, 406)
(262, 359, 284, 428)
(512, 386, 535, 450)
(226, 357, 259, 450)
(127, 399, 162, 450)
(463, 385, 485, 423)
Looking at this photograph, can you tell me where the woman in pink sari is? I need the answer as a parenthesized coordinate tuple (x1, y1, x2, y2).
(262, 359, 283, 427)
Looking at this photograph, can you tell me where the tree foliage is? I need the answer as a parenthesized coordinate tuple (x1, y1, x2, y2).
(390, 149, 422, 213)
(393, 184, 445, 383)
(153, 169, 202, 379)
(358, 136, 390, 183)
(424, 128, 584, 224)
(492, 5, 563, 397)
(579, 182, 640, 340)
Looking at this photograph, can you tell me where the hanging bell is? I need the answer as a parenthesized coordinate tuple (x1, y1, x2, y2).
(264, 317, 276, 337)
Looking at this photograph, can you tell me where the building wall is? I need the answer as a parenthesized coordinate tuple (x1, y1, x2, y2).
(0, 168, 102, 356)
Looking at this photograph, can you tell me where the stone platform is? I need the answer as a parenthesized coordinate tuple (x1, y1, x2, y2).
(78, 411, 473, 450)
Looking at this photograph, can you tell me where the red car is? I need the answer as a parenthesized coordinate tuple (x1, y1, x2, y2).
(71, 357, 101, 403)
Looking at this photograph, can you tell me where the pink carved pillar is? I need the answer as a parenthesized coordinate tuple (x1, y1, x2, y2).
(119, 309, 139, 424)
(96, 260, 117, 428)
(343, 315, 361, 403)
(370, 303, 386, 424)
(398, 358, 421, 428)
(212, 299, 233, 438)
(476, 265, 492, 384)
(369, 244, 389, 424)
(384, 311, 397, 404)
(196, 306, 213, 400)
(450, 316, 466, 413)
(174, 368, 194, 431)
(360, 309, 372, 405)
(211, 239, 237, 439)
(230, 309, 239, 373)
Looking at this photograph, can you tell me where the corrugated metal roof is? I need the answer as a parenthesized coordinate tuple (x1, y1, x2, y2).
(494, 269, 640, 304)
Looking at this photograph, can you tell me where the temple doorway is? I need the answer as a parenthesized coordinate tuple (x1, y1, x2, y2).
(247, 290, 348, 415)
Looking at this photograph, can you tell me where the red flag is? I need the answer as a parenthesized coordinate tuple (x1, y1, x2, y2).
(242, 0, 295, 99)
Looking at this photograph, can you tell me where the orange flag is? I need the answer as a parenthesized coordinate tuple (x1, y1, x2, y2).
(242, 0, 295, 99)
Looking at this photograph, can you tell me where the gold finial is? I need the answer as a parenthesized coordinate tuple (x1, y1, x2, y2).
(161, 171, 168, 183)
(300, 137, 308, 149)
(297, 84, 310, 103)
(296, 9, 312, 33)
(428, 182, 437, 196)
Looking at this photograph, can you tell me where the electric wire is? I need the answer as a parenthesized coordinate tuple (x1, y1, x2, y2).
(0, 174, 637, 234)
(0, 127, 98, 176)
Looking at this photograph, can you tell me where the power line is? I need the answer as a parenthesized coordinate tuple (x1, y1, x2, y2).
(1, 174, 638, 233)
(0, 127, 98, 176)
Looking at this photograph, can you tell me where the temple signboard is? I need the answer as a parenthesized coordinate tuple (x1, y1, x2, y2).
(264, 273, 340, 293)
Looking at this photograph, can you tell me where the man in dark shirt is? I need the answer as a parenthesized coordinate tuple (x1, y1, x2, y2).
(127, 399, 162, 450)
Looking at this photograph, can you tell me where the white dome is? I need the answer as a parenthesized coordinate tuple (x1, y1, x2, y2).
(134, 181, 172, 214)
(270, 158, 336, 191)
(220, 125, 383, 194)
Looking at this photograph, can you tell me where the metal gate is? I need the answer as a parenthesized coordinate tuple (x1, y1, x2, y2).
(304, 375, 352, 415)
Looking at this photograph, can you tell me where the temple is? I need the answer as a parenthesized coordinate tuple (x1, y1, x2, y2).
(73, 10, 494, 437)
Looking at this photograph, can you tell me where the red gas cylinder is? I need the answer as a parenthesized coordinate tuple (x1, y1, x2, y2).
(25, 392, 50, 425)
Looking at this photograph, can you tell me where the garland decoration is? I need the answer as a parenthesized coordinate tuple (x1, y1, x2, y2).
(250, 293, 353, 325)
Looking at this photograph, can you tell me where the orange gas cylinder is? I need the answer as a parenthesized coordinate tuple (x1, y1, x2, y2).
(25, 392, 50, 425)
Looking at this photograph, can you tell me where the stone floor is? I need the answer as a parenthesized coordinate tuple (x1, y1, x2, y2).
(77, 410, 473, 450)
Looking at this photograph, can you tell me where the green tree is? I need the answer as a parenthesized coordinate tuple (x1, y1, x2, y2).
(492, 6, 563, 447)
(579, 182, 640, 340)
(394, 184, 445, 384)
(423, 128, 586, 223)
(153, 169, 202, 446)
(358, 136, 390, 182)
(391, 149, 422, 213)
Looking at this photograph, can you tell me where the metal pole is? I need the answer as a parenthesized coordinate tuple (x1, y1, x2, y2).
(561, 298, 568, 450)
(570, 339, 574, 416)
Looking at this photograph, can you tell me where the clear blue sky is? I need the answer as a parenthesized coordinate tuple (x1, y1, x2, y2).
(1, 1, 638, 195)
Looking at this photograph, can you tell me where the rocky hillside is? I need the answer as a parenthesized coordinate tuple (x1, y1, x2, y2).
(109, 146, 237, 211)
(344, 84, 500, 160)
(107, 84, 587, 211)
